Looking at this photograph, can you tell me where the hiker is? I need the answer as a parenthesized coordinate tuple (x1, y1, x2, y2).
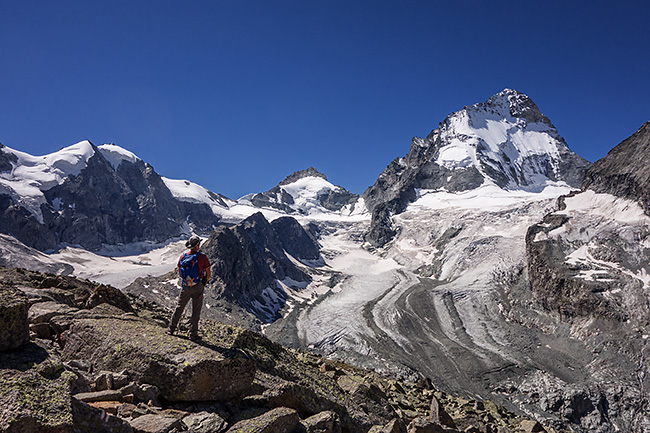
(167, 235, 211, 340)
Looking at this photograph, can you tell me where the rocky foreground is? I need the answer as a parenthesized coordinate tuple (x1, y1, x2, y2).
(0, 267, 557, 433)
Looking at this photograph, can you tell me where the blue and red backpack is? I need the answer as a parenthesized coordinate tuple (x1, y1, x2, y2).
(179, 252, 201, 288)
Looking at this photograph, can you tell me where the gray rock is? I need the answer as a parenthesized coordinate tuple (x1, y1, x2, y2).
(429, 395, 455, 428)
(270, 216, 321, 261)
(299, 410, 342, 433)
(74, 390, 123, 403)
(94, 370, 130, 391)
(29, 322, 52, 339)
(28, 300, 78, 324)
(129, 414, 181, 433)
(368, 418, 406, 433)
(225, 407, 300, 433)
(182, 411, 227, 433)
(62, 317, 256, 402)
(0, 287, 29, 351)
(406, 417, 449, 433)
(0, 369, 73, 432)
(519, 419, 546, 432)
(247, 376, 342, 416)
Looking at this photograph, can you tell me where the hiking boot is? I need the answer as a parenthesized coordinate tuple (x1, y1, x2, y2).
(166, 328, 174, 336)
(189, 333, 201, 341)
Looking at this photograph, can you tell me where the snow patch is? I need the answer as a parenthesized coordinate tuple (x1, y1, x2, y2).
(410, 184, 572, 212)
(559, 190, 650, 224)
(98, 143, 140, 169)
(0, 141, 96, 222)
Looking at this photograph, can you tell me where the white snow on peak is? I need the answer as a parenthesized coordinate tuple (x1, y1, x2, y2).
(282, 176, 337, 214)
(432, 89, 566, 190)
(162, 177, 235, 212)
(98, 143, 141, 169)
(0, 140, 96, 223)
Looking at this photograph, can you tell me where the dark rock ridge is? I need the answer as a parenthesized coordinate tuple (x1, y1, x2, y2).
(0, 141, 222, 251)
(524, 121, 650, 432)
(363, 89, 591, 247)
(0, 266, 557, 433)
(250, 167, 359, 214)
(125, 212, 321, 326)
(582, 120, 650, 216)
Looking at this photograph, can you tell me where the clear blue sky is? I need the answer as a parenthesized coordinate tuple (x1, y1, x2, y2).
(1, 0, 649, 199)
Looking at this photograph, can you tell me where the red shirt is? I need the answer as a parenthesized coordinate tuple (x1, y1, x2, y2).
(178, 251, 210, 277)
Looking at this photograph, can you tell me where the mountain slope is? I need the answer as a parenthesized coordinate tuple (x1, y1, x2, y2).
(582, 120, 650, 215)
(0, 141, 222, 251)
(524, 122, 650, 432)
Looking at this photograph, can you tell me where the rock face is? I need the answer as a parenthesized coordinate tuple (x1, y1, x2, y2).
(249, 167, 359, 215)
(0, 286, 30, 351)
(0, 141, 222, 251)
(582, 120, 650, 215)
(363, 89, 591, 246)
(126, 212, 321, 325)
(523, 121, 650, 432)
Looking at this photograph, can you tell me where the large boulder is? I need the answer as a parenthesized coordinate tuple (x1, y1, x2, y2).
(225, 407, 300, 433)
(62, 317, 256, 402)
(0, 369, 74, 432)
(0, 286, 29, 351)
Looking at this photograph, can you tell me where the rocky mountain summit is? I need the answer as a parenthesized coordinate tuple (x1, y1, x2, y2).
(247, 167, 360, 215)
(0, 267, 554, 433)
(0, 142, 222, 251)
(363, 89, 591, 246)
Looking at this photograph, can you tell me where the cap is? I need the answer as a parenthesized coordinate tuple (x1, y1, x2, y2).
(185, 235, 201, 248)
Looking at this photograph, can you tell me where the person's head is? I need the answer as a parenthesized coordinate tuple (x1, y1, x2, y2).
(185, 235, 201, 251)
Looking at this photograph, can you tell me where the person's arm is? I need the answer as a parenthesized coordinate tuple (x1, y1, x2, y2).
(200, 254, 211, 283)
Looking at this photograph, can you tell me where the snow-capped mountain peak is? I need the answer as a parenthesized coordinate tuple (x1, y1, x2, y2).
(432, 88, 583, 191)
(247, 167, 360, 216)
(364, 89, 591, 211)
(362, 89, 592, 246)
(98, 143, 141, 169)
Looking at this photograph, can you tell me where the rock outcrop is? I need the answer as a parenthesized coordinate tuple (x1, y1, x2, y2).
(524, 121, 650, 431)
(126, 212, 321, 326)
(0, 286, 29, 350)
(62, 317, 256, 402)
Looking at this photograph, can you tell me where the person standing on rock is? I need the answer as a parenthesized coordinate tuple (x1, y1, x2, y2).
(167, 235, 211, 341)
